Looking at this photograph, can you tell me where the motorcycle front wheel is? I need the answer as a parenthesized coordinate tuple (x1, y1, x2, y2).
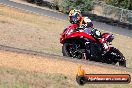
(62, 43, 82, 59)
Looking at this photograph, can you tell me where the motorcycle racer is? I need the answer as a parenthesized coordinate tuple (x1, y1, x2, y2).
(68, 9, 106, 54)
(69, 9, 93, 34)
(60, 15, 126, 67)
(68, 9, 101, 39)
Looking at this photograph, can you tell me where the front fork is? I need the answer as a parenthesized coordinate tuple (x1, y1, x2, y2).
(84, 42, 91, 60)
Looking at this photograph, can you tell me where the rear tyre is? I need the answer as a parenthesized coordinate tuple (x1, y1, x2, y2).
(119, 60, 126, 67)
(107, 47, 126, 67)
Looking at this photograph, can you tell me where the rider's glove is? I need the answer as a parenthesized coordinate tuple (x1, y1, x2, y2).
(79, 24, 86, 29)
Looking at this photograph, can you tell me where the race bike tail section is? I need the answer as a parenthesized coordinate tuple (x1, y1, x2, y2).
(60, 24, 126, 67)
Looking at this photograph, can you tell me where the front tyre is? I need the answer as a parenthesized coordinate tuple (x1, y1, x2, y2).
(62, 43, 82, 59)
(62, 43, 70, 56)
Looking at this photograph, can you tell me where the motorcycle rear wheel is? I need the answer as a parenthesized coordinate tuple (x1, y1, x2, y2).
(107, 47, 126, 67)
(119, 60, 126, 67)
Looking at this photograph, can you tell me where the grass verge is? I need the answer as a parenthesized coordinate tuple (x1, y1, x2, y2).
(0, 4, 68, 55)
(0, 66, 73, 88)
(0, 66, 132, 88)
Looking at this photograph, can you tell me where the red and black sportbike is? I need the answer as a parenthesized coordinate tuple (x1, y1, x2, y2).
(60, 24, 126, 67)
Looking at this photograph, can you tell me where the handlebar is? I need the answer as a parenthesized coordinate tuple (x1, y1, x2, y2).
(73, 28, 84, 32)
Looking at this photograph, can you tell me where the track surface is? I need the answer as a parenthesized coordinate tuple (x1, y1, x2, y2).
(0, 0, 132, 37)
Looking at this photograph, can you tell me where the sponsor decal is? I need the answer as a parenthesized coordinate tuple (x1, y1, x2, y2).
(76, 66, 131, 85)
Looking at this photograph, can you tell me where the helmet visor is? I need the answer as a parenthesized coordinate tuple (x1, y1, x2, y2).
(73, 12, 78, 18)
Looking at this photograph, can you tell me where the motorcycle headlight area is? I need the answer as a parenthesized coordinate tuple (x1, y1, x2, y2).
(67, 29, 74, 35)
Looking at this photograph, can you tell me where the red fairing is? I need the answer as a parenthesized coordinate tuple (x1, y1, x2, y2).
(60, 24, 78, 43)
(62, 24, 78, 36)
(60, 24, 96, 44)
(99, 33, 111, 43)
(66, 32, 96, 41)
